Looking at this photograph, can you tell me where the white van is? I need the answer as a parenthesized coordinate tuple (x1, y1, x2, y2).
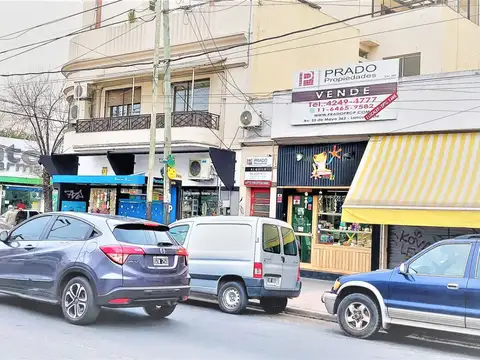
(169, 216, 302, 315)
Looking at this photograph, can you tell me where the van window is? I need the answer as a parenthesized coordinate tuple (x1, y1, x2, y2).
(263, 224, 281, 254)
(169, 224, 189, 245)
(281, 227, 297, 256)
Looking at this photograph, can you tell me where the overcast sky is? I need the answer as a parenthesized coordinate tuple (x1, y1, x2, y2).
(0, 0, 82, 78)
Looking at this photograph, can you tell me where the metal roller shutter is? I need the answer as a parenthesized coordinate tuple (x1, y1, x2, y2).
(387, 225, 480, 269)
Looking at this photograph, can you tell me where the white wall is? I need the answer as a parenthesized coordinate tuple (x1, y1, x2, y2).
(271, 70, 480, 142)
(0, 137, 42, 179)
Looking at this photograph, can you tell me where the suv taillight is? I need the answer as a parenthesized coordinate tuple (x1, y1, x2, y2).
(177, 247, 189, 265)
(100, 245, 144, 265)
(253, 262, 263, 279)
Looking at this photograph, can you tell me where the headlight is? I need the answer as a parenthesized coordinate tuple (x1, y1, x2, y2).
(333, 279, 341, 291)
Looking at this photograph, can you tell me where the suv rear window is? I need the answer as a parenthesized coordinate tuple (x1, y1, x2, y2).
(112, 223, 178, 246)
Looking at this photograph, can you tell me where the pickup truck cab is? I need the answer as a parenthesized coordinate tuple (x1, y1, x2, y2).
(322, 235, 480, 339)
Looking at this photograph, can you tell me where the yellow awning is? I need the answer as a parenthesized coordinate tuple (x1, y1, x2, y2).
(342, 133, 480, 228)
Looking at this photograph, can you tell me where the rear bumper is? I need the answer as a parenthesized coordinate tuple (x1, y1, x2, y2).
(97, 285, 191, 307)
(245, 279, 302, 299)
(321, 291, 337, 315)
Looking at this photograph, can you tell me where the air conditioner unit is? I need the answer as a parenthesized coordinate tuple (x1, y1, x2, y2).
(69, 100, 92, 122)
(73, 84, 92, 100)
(188, 158, 213, 180)
(239, 106, 262, 128)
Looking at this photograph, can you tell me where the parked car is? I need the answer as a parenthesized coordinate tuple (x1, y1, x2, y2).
(169, 216, 301, 315)
(0, 212, 190, 325)
(322, 235, 480, 339)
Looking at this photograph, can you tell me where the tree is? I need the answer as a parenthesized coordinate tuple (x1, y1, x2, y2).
(1, 75, 68, 212)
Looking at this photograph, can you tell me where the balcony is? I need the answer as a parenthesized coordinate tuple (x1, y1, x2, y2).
(67, 2, 250, 66)
(75, 111, 220, 133)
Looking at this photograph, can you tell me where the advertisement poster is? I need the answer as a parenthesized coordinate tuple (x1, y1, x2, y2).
(291, 59, 399, 125)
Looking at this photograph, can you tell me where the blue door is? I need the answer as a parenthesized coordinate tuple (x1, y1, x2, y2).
(386, 241, 473, 328)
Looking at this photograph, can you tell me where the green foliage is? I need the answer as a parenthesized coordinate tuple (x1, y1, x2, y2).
(0, 128, 35, 141)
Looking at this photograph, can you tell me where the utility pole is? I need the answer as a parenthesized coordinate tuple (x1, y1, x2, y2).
(162, 0, 172, 225)
(146, 0, 162, 220)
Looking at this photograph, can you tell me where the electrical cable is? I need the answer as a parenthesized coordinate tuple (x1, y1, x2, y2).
(0, 0, 123, 41)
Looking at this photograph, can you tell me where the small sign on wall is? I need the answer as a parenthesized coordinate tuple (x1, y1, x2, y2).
(101, 167, 107, 176)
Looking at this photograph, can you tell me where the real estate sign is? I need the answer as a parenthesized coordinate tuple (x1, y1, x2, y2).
(291, 59, 399, 125)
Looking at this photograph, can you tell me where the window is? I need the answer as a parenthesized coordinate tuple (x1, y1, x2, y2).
(250, 189, 271, 217)
(9, 215, 52, 241)
(105, 87, 141, 117)
(281, 227, 297, 256)
(47, 216, 92, 241)
(408, 243, 472, 277)
(173, 80, 210, 112)
(263, 224, 281, 254)
(112, 225, 176, 246)
(384, 53, 421, 78)
(169, 225, 190, 245)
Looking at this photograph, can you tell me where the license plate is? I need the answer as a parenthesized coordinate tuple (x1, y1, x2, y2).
(153, 256, 169, 266)
(266, 277, 280, 286)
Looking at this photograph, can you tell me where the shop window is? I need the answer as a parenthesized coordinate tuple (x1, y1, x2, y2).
(173, 80, 210, 112)
(170, 224, 190, 245)
(409, 243, 471, 277)
(182, 189, 218, 218)
(250, 189, 270, 217)
(317, 191, 373, 248)
(9, 215, 52, 241)
(263, 224, 281, 254)
(47, 216, 92, 241)
(281, 227, 298, 256)
(105, 87, 141, 117)
(89, 189, 116, 215)
(384, 53, 421, 78)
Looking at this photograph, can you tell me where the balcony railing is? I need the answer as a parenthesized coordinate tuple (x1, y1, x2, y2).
(75, 111, 220, 133)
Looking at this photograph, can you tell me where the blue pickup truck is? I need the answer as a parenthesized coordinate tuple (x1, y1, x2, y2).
(322, 235, 480, 339)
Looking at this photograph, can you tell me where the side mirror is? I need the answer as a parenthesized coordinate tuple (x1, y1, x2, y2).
(399, 263, 408, 274)
(0, 231, 8, 243)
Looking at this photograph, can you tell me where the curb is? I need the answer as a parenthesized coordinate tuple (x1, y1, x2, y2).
(248, 301, 336, 322)
(284, 307, 336, 322)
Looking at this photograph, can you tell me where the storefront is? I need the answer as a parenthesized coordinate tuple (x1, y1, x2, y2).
(0, 137, 43, 213)
(342, 132, 480, 268)
(276, 142, 380, 276)
(181, 187, 219, 218)
(244, 156, 273, 218)
(52, 174, 182, 223)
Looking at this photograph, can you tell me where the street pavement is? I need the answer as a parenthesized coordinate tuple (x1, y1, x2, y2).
(0, 295, 479, 360)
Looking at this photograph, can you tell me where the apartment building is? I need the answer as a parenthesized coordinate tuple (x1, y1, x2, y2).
(55, 0, 480, 224)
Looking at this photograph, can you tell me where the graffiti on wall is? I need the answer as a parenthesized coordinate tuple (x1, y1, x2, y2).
(389, 226, 480, 266)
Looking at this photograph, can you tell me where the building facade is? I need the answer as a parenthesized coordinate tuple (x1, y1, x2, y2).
(268, 64, 480, 278)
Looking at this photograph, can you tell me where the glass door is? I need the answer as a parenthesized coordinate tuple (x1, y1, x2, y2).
(289, 194, 314, 264)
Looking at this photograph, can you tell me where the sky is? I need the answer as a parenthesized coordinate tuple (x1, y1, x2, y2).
(0, 0, 82, 78)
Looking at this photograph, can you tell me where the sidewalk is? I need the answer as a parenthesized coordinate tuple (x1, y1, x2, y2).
(284, 278, 336, 321)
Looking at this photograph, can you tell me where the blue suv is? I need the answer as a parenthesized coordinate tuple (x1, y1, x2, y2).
(0, 212, 190, 325)
(322, 235, 480, 339)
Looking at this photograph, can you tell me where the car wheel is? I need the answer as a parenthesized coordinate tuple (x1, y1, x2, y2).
(218, 281, 248, 314)
(337, 293, 381, 339)
(260, 297, 288, 314)
(144, 305, 177, 319)
(61, 276, 100, 325)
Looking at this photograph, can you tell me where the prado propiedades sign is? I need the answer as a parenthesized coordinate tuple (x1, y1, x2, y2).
(292, 59, 399, 125)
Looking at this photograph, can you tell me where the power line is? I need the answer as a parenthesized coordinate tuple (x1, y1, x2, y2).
(0, 0, 123, 41)
(0, 8, 136, 65)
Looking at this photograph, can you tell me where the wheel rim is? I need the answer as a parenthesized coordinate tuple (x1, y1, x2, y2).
(345, 302, 371, 331)
(65, 283, 87, 319)
(223, 287, 240, 310)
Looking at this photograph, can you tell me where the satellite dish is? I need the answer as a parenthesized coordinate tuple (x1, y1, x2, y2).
(240, 110, 253, 126)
